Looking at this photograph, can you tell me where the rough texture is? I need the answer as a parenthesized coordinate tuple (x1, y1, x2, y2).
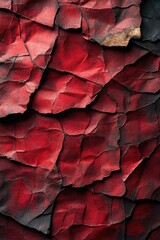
(0, 0, 160, 239)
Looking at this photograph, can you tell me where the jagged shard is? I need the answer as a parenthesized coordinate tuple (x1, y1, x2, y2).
(0, 0, 160, 239)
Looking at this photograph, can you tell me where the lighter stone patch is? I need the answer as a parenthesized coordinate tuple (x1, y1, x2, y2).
(101, 28, 141, 47)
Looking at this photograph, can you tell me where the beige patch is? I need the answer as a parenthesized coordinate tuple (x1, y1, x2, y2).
(101, 28, 141, 47)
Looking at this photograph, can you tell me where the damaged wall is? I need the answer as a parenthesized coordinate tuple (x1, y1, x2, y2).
(0, 0, 160, 239)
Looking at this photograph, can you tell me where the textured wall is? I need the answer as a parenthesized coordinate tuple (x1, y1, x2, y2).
(0, 1, 160, 239)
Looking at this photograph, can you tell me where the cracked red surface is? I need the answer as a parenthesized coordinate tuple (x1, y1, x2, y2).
(0, 10, 58, 117)
(0, 0, 160, 239)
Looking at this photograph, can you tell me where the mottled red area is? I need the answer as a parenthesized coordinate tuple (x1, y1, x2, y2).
(114, 54, 160, 93)
(0, 10, 58, 117)
(32, 69, 101, 114)
(0, 157, 62, 233)
(56, 3, 81, 29)
(103, 44, 147, 78)
(119, 104, 159, 145)
(92, 80, 159, 113)
(90, 172, 126, 197)
(52, 188, 132, 239)
(125, 145, 160, 200)
(0, 1, 11, 9)
(0, 0, 58, 27)
(12, 0, 58, 27)
(58, 110, 120, 186)
(0, 113, 64, 169)
(49, 29, 110, 85)
(0, 0, 160, 239)
(126, 202, 160, 240)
